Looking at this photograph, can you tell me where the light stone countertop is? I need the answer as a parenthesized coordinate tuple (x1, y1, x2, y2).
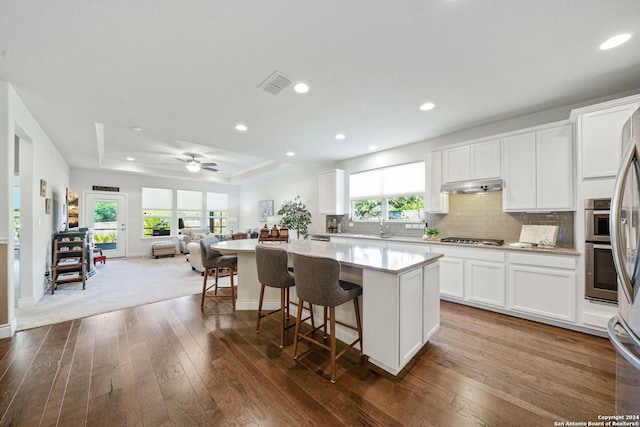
(213, 238, 443, 274)
(311, 233, 580, 256)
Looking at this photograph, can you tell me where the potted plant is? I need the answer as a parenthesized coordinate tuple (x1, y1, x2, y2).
(277, 196, 312, 239)
(424, 226, 440, 241)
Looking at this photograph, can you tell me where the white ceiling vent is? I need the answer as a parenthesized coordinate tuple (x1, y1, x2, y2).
(257, 71, 292, 95)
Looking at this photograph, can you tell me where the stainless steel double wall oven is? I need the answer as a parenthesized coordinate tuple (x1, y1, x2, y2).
(585, 198, 617, 303)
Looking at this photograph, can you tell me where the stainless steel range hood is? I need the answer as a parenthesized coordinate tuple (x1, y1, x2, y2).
(441, 178, 503, 194)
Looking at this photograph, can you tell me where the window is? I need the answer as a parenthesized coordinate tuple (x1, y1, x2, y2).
(350, 162, 425, 221)
(207, 192, 229, 234)
(142, 188, 172, 237)
(177, 190, 203, 229)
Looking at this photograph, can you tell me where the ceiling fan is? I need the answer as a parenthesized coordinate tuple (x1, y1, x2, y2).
(175, 153, 218, 173)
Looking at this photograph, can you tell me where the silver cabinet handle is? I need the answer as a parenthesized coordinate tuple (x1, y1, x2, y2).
(608, 315, 640, 371)
(610, 136, 638, 304)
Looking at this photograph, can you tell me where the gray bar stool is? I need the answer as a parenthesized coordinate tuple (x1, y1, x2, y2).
(200, 236, 238, 309)
(255, 245, 314, 348)
(290, 253, 363, 383)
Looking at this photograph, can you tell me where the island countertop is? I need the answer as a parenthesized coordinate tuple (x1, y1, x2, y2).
(213, 239, 442, 275)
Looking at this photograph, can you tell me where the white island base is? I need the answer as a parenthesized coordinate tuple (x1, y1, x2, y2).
(214, 239, 442, 376)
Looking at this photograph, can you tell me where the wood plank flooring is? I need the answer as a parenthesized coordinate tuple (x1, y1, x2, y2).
(0, 297, 616, 426)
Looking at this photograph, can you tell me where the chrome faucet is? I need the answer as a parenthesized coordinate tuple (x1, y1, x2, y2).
(379, 218, 391, 237)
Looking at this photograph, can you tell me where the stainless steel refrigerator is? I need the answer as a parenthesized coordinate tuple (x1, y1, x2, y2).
(609, 107, 640, 415)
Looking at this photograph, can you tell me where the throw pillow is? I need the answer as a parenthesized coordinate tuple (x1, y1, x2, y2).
(192, 232, 205, 241)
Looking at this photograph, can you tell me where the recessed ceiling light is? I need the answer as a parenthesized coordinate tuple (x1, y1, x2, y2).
(126, 157, 135, 161)
(368, 145, 377, 151)
(600, 33, 632, 50)
(286, 151, 295, 157)
(419, 102, 435, 111)
(235, 124, 248, 131)
(335, 134, 346, 140)
(293, 83, 309, 94)
(132, 126, 142, 132)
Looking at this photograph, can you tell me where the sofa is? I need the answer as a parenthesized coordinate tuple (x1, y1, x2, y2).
(177, 228, 211, 254)
(186, 241, 205, 272)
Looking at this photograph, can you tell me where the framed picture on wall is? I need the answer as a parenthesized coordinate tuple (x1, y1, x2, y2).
(258, 200, 274, 222)
(40, 179, 47, 197)
(45, 198, 52, 214)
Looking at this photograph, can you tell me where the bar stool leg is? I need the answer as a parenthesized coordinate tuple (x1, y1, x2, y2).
(214, 268, 219, 295)
(354, 297, 363, 353)
(256, 284, 266, 332)
(323, 307, 328, 339)
(201, 268, 209, 308)
(230, 269, 235, 309)
(279, 288, 286, 348)
(292, 298, 304, 359)
(329, 306, 337, 383)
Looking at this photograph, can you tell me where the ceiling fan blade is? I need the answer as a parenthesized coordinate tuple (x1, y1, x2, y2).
(174, 157, 189, 163)
(202, 166, 219, 172)
(201, 162, 218, 167)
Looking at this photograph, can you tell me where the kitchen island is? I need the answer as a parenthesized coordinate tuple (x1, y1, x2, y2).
(213, 238, 442, 375)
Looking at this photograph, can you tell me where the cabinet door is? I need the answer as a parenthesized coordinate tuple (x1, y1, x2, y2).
(537, 124, 574, 210)
(426, 151, 448, 213)
(466, 260, 506, 307)
(443, 145, 470, 183)
(503, 132, 536, 211)
(471, 139, 501, 180)
(439, 257, 464, 298)
(580, 104, 639, 179)
(318, 170, 345, 214)
(399, 268, 423, 366)
(423, 262, 440, 343)
(509, 265, 576, 322)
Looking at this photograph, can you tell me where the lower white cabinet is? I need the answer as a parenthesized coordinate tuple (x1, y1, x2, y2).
(509, 252, 576, 322)
(466, 260, 506, 307)
(439, 257, 465, 298)
(399, 267, 424, 366)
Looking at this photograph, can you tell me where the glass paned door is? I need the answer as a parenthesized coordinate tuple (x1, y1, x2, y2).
(85, 193, 127, 258)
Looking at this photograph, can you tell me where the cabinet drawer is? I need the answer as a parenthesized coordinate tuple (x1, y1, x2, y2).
(509, 252, 576, 269)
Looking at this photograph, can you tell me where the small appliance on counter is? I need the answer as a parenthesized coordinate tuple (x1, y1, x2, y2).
(439, 237, 504, 246)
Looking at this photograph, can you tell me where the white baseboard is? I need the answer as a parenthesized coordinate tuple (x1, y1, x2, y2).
(17, 296, 37, 308)
(0, 319, 17, 338)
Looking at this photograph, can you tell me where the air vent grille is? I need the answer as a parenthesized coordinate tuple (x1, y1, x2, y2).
(258, 71, 292, 95)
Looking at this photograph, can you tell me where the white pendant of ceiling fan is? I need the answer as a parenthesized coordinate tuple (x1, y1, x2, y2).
(175, 153, 218, 173)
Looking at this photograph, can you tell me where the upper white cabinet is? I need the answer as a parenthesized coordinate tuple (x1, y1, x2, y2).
(318, 169, 346, 215)
(575, 102, 640, 179)
(442, 139, 501, 184)
(503, 123, 574, 212)
(425, 151, 448, 213)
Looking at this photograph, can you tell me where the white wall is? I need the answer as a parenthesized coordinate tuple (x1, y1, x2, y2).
(70, 168, 241, 257)
(0, 81, 70, 337)
(239, 165, 329, 237)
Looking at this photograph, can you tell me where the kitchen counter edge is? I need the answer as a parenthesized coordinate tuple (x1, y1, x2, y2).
(311, 233, 579, 256)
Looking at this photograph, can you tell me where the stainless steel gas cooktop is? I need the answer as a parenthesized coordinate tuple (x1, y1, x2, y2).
(440, 237, 504, 246)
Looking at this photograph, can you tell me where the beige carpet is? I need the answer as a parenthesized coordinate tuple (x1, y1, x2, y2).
(15, 254, 232, 331)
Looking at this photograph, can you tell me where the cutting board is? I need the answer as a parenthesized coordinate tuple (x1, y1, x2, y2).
(519, 225, 558, 245)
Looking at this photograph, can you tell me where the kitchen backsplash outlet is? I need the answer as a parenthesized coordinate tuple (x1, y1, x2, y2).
(334, 191, 575, 247)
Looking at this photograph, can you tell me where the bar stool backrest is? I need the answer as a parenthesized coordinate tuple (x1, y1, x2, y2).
(290, 253, 348, 307)
(256, 245, 293, 289)
(200, 236, 222, 267)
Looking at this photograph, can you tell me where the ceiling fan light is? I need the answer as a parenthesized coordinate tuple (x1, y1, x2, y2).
(186, 161, 200, 172)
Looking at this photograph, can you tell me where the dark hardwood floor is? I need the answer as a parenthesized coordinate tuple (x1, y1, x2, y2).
(0, 296, 616, 426)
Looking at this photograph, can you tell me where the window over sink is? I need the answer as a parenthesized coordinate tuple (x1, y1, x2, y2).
(350, 162, 425, 221)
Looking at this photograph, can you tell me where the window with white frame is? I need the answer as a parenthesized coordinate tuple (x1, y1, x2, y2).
(350, 161, 425, 221)
(177, 190, 203, 229)
(207, 192, 229, 235)
(142, 187, 173, 237)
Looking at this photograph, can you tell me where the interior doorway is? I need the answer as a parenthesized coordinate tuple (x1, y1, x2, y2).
(84, 193, 127, 258)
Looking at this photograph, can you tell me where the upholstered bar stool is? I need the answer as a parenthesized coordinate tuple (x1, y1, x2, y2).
(200, 236, 238, 309)
(290, 253, 363, 383)
(255, 245, 314, 348)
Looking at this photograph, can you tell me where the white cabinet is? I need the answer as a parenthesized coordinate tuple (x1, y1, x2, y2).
(318, 169, 346, 214)
(509, 252, 576, 322)
(577, 103, 639, 179)
(503, 123, 574, 211)
(466, 259, 506, 307)
(439, 257, 465, 298)
(425, 151, 448, 213)
(362, 261, 440, 375)
(399, 268, 424, 366)
(442, 139, 501, 184)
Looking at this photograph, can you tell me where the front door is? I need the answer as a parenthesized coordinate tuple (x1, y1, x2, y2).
(84, 192, 127, 258)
